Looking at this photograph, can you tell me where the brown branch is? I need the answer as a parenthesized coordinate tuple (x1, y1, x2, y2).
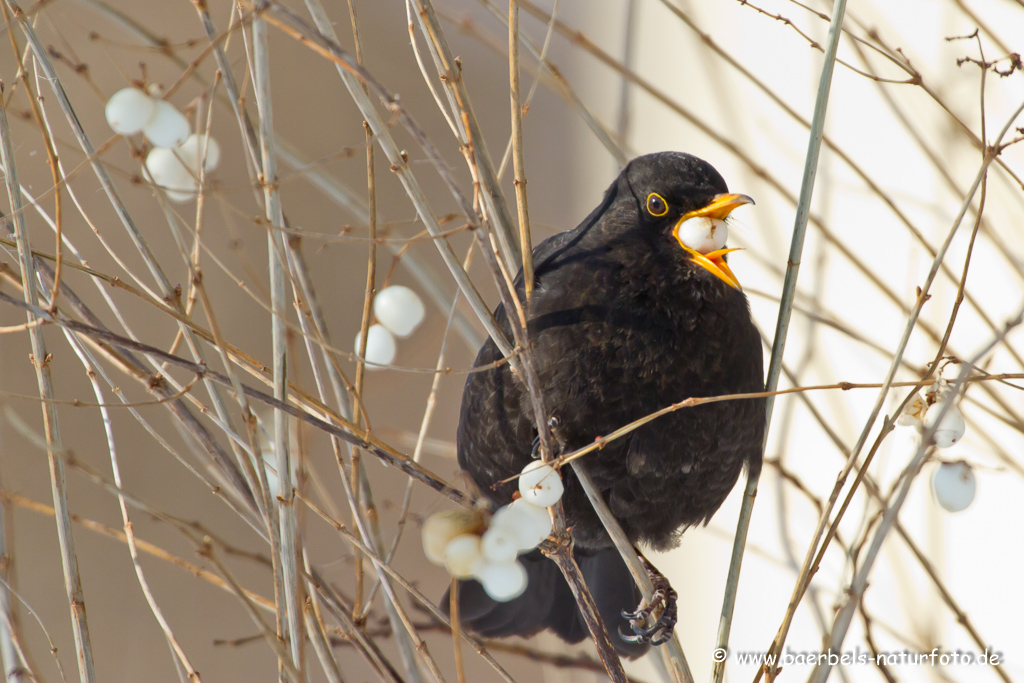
(0, 290, 470, 507)
(543, 539, 628, 683)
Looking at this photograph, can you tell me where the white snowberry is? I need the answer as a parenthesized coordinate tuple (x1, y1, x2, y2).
(518, 461, 564, 508)
(475, 559, 528, 602)
(923, 401, 966, 449)
(354, 324, 397, 369)
(373, 285, 426, 338)
(491, 499, 552, 551)
(677, 216, 728, 254)
(897, 392, 929, 427)
(143, 100, 190, 148)
(105, 87, 156, 135)
(421, 510, 481, 565)
(177, 133, 221, 173)
(480, 526, 519, 564)
(443, 534, 484, 579)
(932, 461, 976, 512)
(145, 148, 196, 203)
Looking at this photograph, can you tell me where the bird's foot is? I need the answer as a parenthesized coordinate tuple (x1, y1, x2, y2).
(619, 555, 678, 646)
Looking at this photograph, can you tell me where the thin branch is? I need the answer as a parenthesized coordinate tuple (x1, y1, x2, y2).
(250, 14, 304, 677)
(0, 59, 97, 683)
(1, 491, 275, 611)
(715, 0, 848, 679)
(811, 299, 1024, 682)
(0, 291, 471, 507)
(759, 94, 1024, 683)
(508, 0, 534, 303)
(0, 478, 34, 682)
(66, 339, 200, 681)
(572, 465, 694, 683)
(410, 0, 521, 275)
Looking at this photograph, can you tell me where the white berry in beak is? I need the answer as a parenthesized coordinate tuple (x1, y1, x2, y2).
(677, 216, 728, 254)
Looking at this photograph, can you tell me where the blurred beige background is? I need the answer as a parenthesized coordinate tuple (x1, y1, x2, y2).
(1, 0, 1023, 682)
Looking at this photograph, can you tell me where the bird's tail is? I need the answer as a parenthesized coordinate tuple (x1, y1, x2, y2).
(442, 546, 649, 658)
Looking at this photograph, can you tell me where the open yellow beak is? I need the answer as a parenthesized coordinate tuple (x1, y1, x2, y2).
(672, 193, 754, 290)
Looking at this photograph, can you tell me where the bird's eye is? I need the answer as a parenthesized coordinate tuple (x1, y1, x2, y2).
(646, 192, 668, 217)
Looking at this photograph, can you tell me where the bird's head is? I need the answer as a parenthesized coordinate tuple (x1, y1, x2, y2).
(623, 152, 753, 290)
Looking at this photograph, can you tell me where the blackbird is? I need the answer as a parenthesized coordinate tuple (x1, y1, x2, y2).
(447, 152, 765, 657)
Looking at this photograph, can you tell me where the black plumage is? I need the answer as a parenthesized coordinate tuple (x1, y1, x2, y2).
(447, 152, 765, 656)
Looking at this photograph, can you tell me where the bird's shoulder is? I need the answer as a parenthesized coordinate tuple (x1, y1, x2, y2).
(526, 222, 703, 328)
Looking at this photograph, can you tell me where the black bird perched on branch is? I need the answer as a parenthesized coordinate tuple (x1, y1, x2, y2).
(447, 152, 765, 657)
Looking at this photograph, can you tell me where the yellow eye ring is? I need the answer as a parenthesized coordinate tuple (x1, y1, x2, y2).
(647, 192, 668, 217)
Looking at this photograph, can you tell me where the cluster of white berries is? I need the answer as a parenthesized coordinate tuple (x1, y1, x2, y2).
(898, 378, 975, 512)
(677, 215, 728, 253)
(104, 87, 220, 202)
(422, 461, 564, 601)
(353, 285, 425, 370)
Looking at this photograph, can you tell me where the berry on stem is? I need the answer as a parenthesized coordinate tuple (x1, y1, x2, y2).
(491, 499, 552, 551)
(178, 133, 221, 173)
(443, 534, 484, 579)
(145, 148, 195, 203)
(480, 526, 519, 563)
(518, 460, 564, 508)
(374, 285, 426, 338)
(923, 401, 966, 448)
(421, 509, 481, 565)
(105, 87, 156, 135)
(932, 461, 976, 512)
(476, 559, 528, 602)
(354, 324, 397, 369)
(143, 100, 190, 148)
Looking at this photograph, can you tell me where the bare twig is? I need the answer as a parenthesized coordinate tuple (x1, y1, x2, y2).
(0, 478, 34, 682)
(0, 64, 96, 683)
(0, 291, 471, 507)
(66, 338, 200, 681)
(250, 16, 304, 677)
(715, 1, 848, 680)
(811, 299, 1024, 682)
(409, 0, 521, 275)
(449, 579, 466, 683)
(759, 93, 1024, 683)
(544, 541, 629, 683)
(508, 0, 534, 303)
(572, 464, 694, 683)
